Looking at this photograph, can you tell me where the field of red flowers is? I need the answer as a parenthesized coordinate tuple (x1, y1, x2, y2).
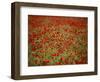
(28, 15, 88, 66)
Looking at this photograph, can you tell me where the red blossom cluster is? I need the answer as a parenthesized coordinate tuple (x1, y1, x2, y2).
(28, 15, 88, 66)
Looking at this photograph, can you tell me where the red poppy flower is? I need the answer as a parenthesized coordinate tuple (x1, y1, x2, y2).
(43, 59, 50, 63)
(31, 32, 38, 38)
(60, 57, 65, 61)
(41, 37, 48, 43)
(41, 31, 46, 35)
(51, 53, 59, 56)
(31, 41, 35, 46)
(56, 62, 61, 65)
(32, 54, 36, 57)
(28, 38, 33, 43)
(31, 47, 36, 51)
(39, 50, 45, 53)
(32, 54, 40, 58)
